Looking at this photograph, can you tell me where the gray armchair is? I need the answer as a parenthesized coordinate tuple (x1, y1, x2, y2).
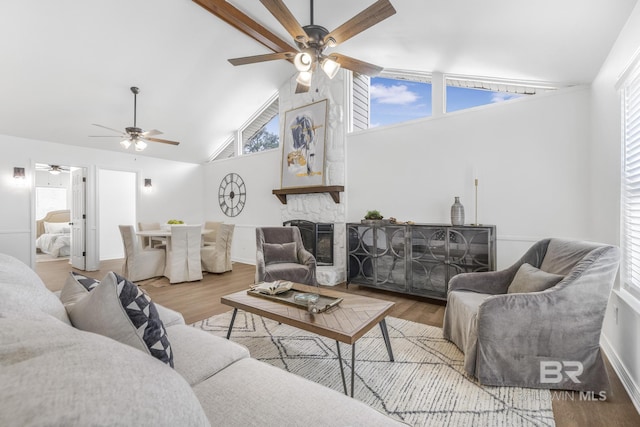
(255, 227, 317, 285)
(443, 238, 620, 393)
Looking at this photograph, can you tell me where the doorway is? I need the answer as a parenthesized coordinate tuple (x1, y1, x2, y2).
(98, 169, 136, 260)
(34, 163, 74, 264)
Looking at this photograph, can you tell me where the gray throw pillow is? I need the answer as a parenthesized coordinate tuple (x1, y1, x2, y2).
(60, 272, 100, 305)
(64, 271, 173, 367)
(263, 242, 297, 264)
(507, 263, 564, 294)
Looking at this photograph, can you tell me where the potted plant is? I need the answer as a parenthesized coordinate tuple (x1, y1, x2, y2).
(362, 210, 386, 224)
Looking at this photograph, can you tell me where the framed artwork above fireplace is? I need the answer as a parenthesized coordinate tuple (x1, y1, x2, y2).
(281, 99, 328, 189)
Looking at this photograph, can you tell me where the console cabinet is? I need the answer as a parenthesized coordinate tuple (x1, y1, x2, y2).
(346, 223, 496, 300)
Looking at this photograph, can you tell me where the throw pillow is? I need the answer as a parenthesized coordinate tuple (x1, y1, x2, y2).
(64, 271, 174, 367)
(60, 272, 100, 305)
(507, 263, 564, 294)
(263, 242, 298, 264)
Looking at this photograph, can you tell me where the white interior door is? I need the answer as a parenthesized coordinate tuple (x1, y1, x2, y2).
(71, 168, 86, 269)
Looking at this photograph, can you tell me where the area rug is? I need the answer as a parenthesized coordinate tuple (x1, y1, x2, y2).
(191, 311, 555, 426)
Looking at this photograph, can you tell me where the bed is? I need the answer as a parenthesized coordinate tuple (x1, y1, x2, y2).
(36, 210, 71, 257)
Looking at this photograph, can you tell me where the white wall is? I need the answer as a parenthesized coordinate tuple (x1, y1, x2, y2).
(347, 87, 592, 269)
(0, 134, 204, 266)
(590, 2, 640, 412)
(203, 150, 283, 264)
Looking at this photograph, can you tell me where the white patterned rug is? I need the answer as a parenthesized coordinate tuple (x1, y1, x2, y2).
(192, 311, 555, 427)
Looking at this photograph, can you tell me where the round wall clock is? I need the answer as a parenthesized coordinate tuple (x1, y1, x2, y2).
(218, 173, 246, 217)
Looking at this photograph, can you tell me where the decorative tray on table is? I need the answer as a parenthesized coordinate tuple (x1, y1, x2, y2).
(248, 281, 343, 313)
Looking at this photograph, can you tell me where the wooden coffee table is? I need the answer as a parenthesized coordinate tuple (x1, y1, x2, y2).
(221, 283, 395, 397)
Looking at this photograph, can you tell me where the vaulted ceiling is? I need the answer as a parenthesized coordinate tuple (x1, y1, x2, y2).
(0, 0, 637, 163)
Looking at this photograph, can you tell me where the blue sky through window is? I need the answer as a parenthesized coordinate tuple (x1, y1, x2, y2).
(370, 76, 525, 127)
(446, 86, 522, 113)
(370, 77, 432, 127)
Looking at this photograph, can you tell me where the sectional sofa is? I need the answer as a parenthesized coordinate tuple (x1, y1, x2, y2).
(0, 253, 403, 426)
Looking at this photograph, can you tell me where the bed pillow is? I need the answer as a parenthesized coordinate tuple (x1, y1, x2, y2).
(44, 221, 70, 234)
(507, 263, 564, 294)
(263, 242, 298, 264)
(64, 271, 173, 367)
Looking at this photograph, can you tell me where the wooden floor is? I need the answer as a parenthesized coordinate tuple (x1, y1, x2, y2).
(36, 259, 640, 427)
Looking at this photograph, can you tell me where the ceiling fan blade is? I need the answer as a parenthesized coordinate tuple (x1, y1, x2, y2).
(92, 123, 125, 135)
(260, 0, 308, 44)
(89, 135, 122, 138)
(193, 0, 296, 53)
(145, 137, 180, 146)
(229, 51, 296, 66)
(331, 53, 383, 76)
(142, 129, 163, 137)
(324, 0, 396, 46)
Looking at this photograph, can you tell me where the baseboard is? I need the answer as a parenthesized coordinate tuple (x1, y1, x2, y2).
(601, 335, 640, 414)
(232, 256, 255, 265)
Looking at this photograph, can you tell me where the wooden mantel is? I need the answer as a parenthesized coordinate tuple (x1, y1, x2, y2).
(272, 185, 345, 204)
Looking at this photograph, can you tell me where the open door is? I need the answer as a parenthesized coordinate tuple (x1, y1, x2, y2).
(71, 168, 86, 270)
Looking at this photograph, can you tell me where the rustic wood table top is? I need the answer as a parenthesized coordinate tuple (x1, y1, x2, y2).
(221, 283, 395, 344)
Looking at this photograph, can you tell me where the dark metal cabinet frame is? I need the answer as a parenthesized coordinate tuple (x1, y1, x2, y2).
(347, 223, 496, 300)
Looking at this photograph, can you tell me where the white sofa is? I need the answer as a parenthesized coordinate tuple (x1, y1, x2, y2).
(0, 253, 403, 427)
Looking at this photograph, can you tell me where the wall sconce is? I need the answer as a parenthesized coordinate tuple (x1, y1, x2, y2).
(13, 167, 25, 179)
(144, 178, 152, 188)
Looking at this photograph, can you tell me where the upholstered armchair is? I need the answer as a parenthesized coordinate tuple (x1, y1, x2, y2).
(201, 224, 235, 273)
(443, 238, 620, 393)
(119, 225, 165, 282)
(255, 227, 317, 285)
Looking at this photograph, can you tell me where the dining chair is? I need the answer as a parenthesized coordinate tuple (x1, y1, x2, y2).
(202, 221, 223, 247)
(165, 225, 203, 284)
(118, 225, 165, 282)
(201, 224, 235, 273)
(138, 221, 165, 249)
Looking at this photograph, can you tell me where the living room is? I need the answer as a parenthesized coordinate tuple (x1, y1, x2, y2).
(2, 1, 640, 426)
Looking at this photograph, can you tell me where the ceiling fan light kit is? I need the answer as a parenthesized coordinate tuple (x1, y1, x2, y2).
(194, 0, 396, 92)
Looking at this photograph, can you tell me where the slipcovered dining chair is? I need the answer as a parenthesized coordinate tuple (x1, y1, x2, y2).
(165, 225, 203, 284)
(255, 227, 317, 285)
(201, 224, 235, 273)
(442, 238, 620, 393)
(138, 221, 165, 249)
(118, 225, 165, 282)
(202, 221, 223, 247)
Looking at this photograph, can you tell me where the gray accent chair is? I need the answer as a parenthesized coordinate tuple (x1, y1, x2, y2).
(442, 238, 620, 393)
(255, 227, 317, 285)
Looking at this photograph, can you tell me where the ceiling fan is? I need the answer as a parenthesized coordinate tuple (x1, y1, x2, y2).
(36, 164, 69, 175)
(193, 0, 396, 93)
(90, 87, 180, 151)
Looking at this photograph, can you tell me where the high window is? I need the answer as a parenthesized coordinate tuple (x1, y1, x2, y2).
(352, 71, 557, 131)
(621, 58, 640, 300)
(210, 94, 279, 161)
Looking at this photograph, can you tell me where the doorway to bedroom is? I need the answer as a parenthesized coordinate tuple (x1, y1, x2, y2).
(34, 163, 74, 264)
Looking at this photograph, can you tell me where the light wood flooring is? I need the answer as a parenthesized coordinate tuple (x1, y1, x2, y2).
(36, 259, 640, 427)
